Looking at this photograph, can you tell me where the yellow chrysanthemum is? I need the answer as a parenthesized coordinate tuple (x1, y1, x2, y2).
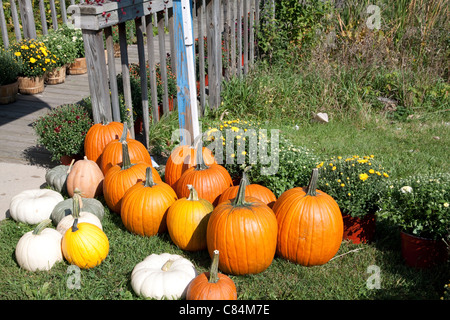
(14, 52, 21, 57)
(359, 173, 369, 181)
(29, 57, 36, 63)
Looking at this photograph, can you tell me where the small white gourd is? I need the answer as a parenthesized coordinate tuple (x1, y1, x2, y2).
(9, 189, 64, 224)
(131, 253, 197, 300)
(15, 219, 63, 271)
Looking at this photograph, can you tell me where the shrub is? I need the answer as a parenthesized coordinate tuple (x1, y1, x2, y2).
(41, 30, 78, 67)
(316, 155, 391, 218)
(203, 119, 318, 197)
(0, 49, 22, 85)
(55, 24, 85, 58)
(9, 38, 58, 77)
(378, 173, 450, 240)
(33, 103, 93, 162)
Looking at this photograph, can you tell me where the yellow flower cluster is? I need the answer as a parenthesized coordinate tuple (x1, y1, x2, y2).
(10, 38, 58, 78)
(316, 154, 391, 218)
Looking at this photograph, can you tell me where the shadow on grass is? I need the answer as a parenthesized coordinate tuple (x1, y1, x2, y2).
(364, 219, 449, 300)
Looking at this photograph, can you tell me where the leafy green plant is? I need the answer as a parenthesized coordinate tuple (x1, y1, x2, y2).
(41, 30, 77, 67)
(316, 155, 391, 218)
(33, 103, 93, 161)
(0, 49, 22, 85)
(55, 24, 85, 58)
(203, 119, 318, 196)
(378, 173, 450, 240)
(9, 38, 58, 77)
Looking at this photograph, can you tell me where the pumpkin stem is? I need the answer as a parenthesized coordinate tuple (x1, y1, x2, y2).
(144, 166, 156, 187)
(72, 218, 79, 232)
(119, 122, 128, 143)
(208, 250, 220, 283)
(195, 142, 208, 171)
(121, 140, 133, 170)
(161, 259, 175, 272)
(306, 168, 319, 196)
(233, 166, 251, 206)
(72, 193, 82, 218)
(32, 219, 52, 235)
(186, 184, 199, 201)
(67, 158, 75, 174)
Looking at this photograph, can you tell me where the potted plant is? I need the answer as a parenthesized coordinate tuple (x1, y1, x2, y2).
(0, 50, 22, 104)
(57, 24, 86, 75)
(32, 102, 93, 164)
(41, 30, 78, 84)
(379, 173, 449, 268)
(316, 155, 391, 244)
(9, 39, 58, 94)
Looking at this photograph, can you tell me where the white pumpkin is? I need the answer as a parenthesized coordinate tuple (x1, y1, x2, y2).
(9, 189, 64, 224)
(56, 193, 102, 235)
(131, 253, 197, 300)
(15, 219, 63, 271)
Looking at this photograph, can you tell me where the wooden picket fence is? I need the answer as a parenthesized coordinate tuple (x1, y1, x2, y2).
(1, 0, 275, 148)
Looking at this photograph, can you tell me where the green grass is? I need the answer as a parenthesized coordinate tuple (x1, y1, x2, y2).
(0, 204, 447, 300)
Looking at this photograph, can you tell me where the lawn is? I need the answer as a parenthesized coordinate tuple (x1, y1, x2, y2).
(0, 0, 449, 304)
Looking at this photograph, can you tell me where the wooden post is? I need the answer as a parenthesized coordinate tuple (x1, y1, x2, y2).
(207, 0, 221, 109)
(0, 0, 9, 48)
(157, 11, 169, 115)
(18, 0, 37, 39)
(60, 0, 68, 25)
(104, 26, 121, 122)
(10, 0, 22, 41)
(145, 14, 159, 123)
(135, 17, 150, 149)
(173, 0, 196, 145)
(243, 0, 248, 75)
(197, 0, 206, 114)
(38, 0, 48, 36)
(118, 22, 134, 138)
(49, 0, 58, 30)
(82, 29, 112, 124)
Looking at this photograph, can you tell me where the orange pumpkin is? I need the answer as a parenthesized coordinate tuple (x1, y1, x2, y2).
(121, 167, 177, 236)
(186, 250, 237, 300)
(217, 168, 277, 208)
(272, 168, 343, 266)
(103, 141, 161, 214)
(164, 145, 216, 190)
(100, 122, 152, 175)
(66, 156, 104, 198)
(206, 171, 278, 275)
(175, 145, 232, 206)
(167, 184, 213, 251)
(84, 121, 130, 166)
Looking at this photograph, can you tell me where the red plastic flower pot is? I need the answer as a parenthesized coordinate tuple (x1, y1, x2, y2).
(342, 213, 376, 244)
(400, 231, 448, 269)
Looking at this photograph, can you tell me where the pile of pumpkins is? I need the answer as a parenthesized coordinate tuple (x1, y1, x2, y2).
(9, 121, 344, 300)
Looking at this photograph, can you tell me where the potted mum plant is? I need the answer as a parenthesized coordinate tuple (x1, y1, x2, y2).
(9, 39, 58, 94)
(316, 155, 391, 244)
(33, 102, 93, 164)
(379, 173, 449, 268)
(41, 30, 77, 84)
(56, 24, 86, 75)
(0, 50, 22, 104)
